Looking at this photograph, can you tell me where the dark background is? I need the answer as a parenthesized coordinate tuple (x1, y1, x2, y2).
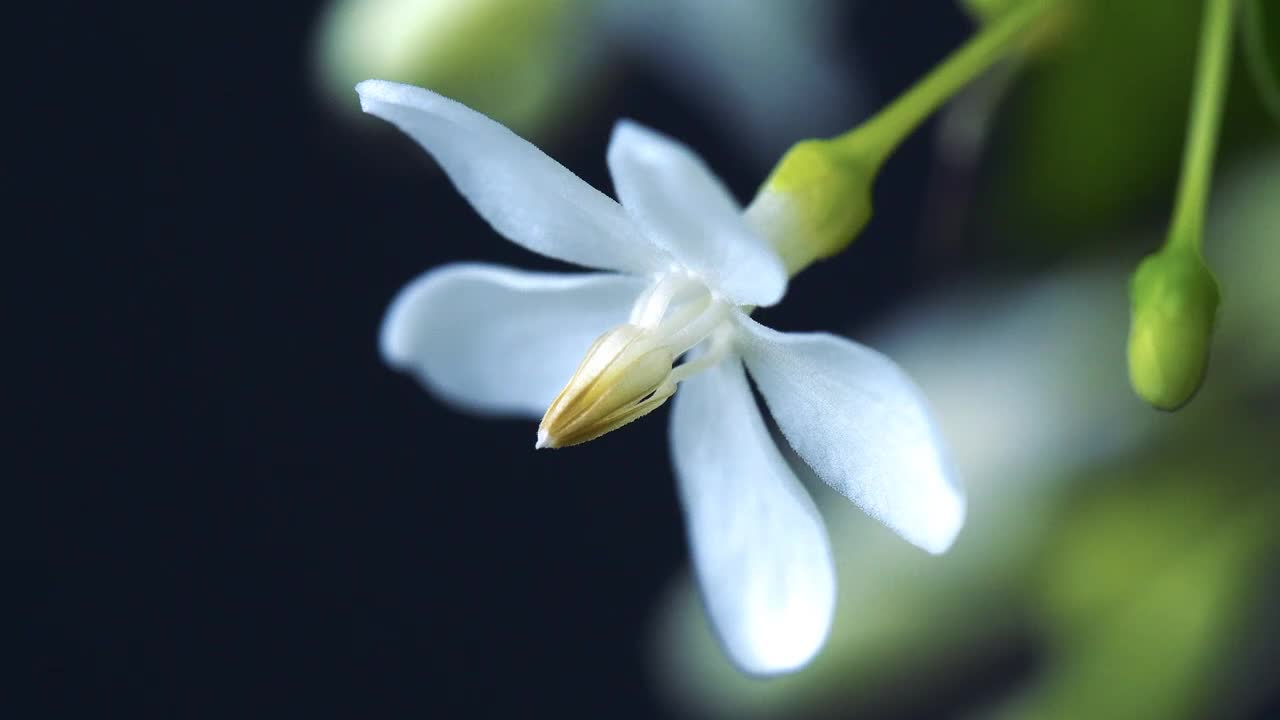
(29, 3, 976, 717)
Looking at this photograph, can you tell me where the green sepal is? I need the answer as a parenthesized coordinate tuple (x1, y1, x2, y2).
(744, 135, 878, 277)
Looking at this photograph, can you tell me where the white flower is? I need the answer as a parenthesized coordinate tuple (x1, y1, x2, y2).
(357, 79, 965, 675)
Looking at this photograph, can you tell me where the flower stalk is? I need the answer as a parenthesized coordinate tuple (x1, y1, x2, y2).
(748, 0, 1062, 276)
(1169, 0, 1237, 252)
(846, 0, 1059, 170)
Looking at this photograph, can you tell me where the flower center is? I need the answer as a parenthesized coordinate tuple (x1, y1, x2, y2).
(536, 272, 734, 449)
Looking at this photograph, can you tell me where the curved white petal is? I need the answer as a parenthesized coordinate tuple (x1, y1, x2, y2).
(737, 318, 965, 555)
(357, 80, 667, 274)
(381, 263, 646, 417)
(670, 354, 835, 675)
(607, 121, 787, 306)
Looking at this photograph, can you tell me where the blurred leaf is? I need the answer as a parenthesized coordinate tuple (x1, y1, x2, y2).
(1241, 0, 1280, 123)
(996, 428, 1280, 720)
(988, 0, 1201, 248)
(1206, 148, 1280, 381)
(315, 0, 585, 137)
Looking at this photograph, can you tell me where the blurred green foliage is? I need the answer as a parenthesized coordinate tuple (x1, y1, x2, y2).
(990, 0, 1202, 246)
(1242, 0, 1280, 121)
(1000, 426, 1280, 719)
(984, 0, 1273, 251)
(316, 0, 584, 136)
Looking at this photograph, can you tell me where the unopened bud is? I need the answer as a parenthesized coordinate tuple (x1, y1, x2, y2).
(1127, 248, 1220, 410)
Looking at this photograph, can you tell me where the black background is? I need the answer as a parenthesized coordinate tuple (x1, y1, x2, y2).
(28, 2, 974, 717)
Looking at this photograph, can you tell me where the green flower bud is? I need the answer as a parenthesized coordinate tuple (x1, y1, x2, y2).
(744, 134, 879, 277)
(1127, 247, 1220, 410)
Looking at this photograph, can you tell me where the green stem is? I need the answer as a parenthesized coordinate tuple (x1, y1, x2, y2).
(1169, 0, 1237, 253)
(834, 0, 1057, 167)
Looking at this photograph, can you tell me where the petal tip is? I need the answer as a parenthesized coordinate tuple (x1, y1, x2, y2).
(377, 265, 449, 369)
(353, 78, 395, 109)
(751, 261, 790, 307)
(355, 78, 448, 117)
(916, 485, 966, 555)
(723, 593, 833, 677)
(377, 291, 416, 369)
(609, 119, 664, 152)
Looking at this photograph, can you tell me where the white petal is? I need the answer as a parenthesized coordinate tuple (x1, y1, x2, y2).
(381, 263, 646, 416)
(670, 354, 835, 675)
(357, 80, 666, 274)
(738, 318, 965, 555)
(607, 121, 787, 306)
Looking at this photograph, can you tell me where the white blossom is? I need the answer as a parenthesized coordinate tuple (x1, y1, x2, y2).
(358, 79, 964, 675)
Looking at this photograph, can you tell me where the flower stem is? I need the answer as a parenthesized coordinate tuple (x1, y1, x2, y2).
(746, 0, 1063, 275)
(836, 0, 1059, 168)
(1168, 0, 1237, 253)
